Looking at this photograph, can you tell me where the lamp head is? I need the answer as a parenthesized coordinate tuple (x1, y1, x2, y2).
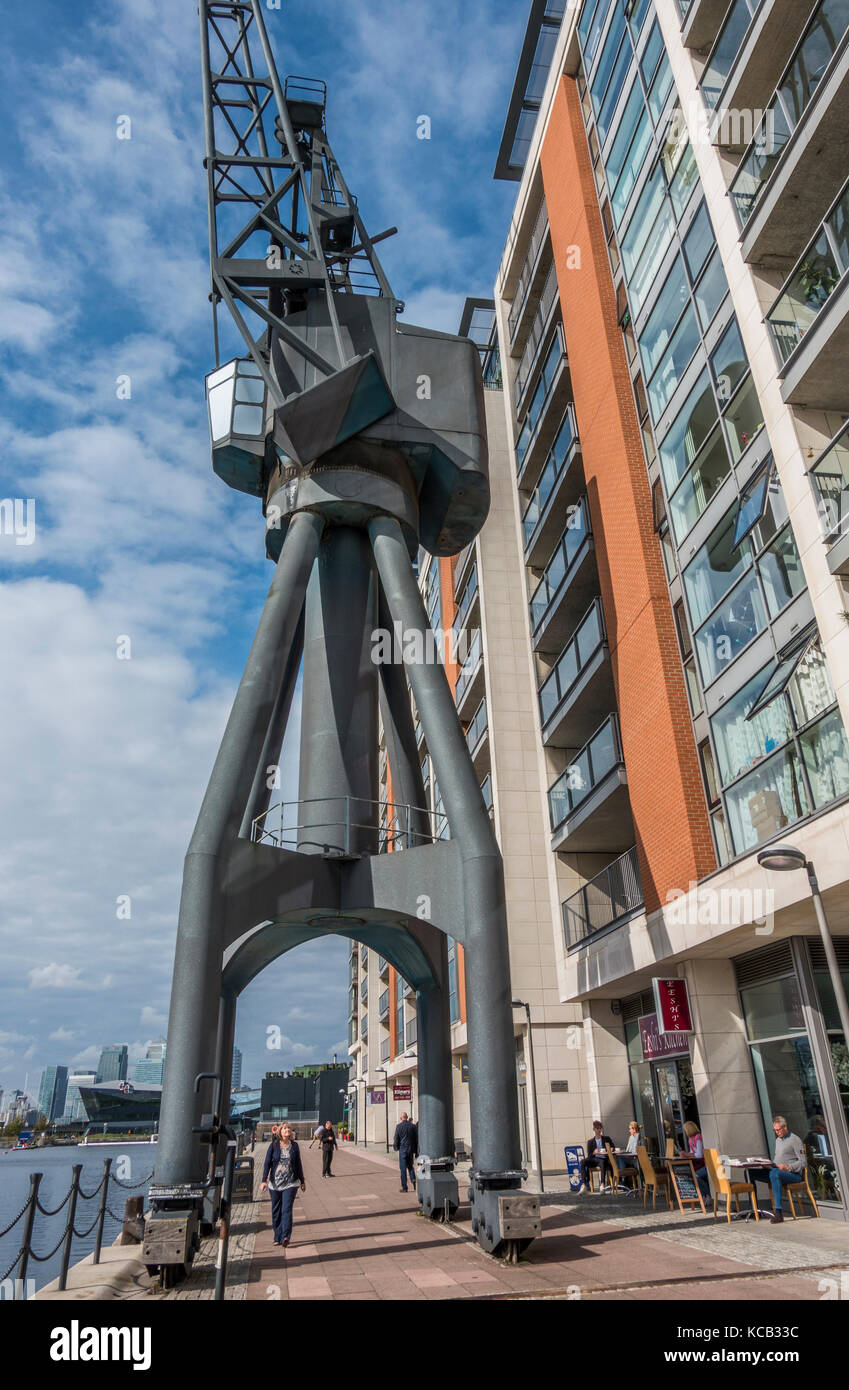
(757, 845, 807, 872)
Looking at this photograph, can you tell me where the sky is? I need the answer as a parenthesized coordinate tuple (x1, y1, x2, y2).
(0, 0, 526, 1101)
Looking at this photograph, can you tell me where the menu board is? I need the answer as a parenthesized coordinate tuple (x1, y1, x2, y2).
(668, 1157, 706, 1213)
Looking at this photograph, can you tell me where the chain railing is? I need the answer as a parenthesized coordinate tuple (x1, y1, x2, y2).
(0, 1157, 154, 1298)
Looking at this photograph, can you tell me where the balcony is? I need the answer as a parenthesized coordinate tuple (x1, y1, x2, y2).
(378, 954, 390, 979)
(348, 1018, 357, 1046)
(480, 773, 494, 821)
(360, 943, 368, 966)
(538, 599, 616, 748)
(360, 977, 368, 1003)
(464, 697, 489, 772)
(710, 1, 811, 147)
(528, 498, 597, 654)
(809, 420, 849, 574)
(515, 331, 572, 490)
(403, 979, 415, 999)
(522, 406, 583, 568)
(378, 988, 390, 1022)
(548, 714, 634, 854)
(454, 628, 484, 717)
(766, 175, 849, 409)
(453, 538, 476, 597)
(452, 564, 479, 649)
(682, 0, 742, 51)
(380, 1039, 391, 1063)
(514, 264, 560, 410)
(508, 198, 551, 350)
(561, 846, 644, 949)
(731, 3, 849, 266)
(361, 1015, 368, 1042)
(405, 1018, 418, 1048)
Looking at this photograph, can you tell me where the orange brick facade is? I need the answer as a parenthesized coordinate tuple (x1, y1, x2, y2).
(540, 76, 716, 911)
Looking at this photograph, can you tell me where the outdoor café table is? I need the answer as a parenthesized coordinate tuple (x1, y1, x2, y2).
(728, 1158, 775, 1219)
(666, 1155, 707, 1214)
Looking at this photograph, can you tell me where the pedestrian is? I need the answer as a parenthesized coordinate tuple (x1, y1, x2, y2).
(393, 1111, 418, 1192)
(260, 1120, 306, 1247)
(309, 1124, 324, 1149)
(319, 1119, 338, 1176)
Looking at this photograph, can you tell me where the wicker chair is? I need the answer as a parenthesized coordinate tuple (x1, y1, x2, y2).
(605, 1142, 640, 1197)
(636, 1145, 672, 1211)
(704, 1148, 759, 1223)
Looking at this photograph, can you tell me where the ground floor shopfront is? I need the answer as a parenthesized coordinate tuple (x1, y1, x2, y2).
(583, 935, 849, 1219)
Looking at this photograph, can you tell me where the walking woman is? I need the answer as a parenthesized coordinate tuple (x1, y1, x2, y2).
(260, 1121, 306, 1247)
(319, 1119, 338, 1177)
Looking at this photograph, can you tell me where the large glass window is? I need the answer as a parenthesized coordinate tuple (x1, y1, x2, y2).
(684, 505, 752, 630)
(648, 301, 701, 419)
(711, 665, 796, 787)
(639, 255, 689, 379)
(668, 425, 731, 542)
(658, 369, 718, 494)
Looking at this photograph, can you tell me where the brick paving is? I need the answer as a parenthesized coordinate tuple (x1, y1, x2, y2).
(243, 1143, 848, 1301)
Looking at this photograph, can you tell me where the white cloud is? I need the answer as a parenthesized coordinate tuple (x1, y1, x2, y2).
(29, 963, 82, 990)
(48, 1027, 77, 1042)
(140, 1005, 166, 1029)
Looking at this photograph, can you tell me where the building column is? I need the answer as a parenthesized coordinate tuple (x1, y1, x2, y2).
(684, 958, 763, 1156)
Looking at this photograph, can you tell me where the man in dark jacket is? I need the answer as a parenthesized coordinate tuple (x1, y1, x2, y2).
(393, 1112, 418, 1192)
(578, 1120, 615, 1192)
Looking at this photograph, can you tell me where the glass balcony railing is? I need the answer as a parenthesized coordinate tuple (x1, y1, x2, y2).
(515, 330, 567, 474)
(360, 943, 368, 966)
(360, 977, 368, 1002)
(405, 1018, 417, 1047)
(378, 988, 389, 1020)
(538, 600, 606, 726)
(361, 1015, 368, 1041)
(480, 774, 493, 817)
(766, 175, 849, 362)
(508, 199, 550, 341)
(455, 629, 482, 706)
(380, 1038, 391, 1062)
(521, 407, 579, 547)
(561, 846, 643, 947)
(730, 0, 849, 227)
(529, 498, 591, 634)
(514, 264, 560, 405)
(548, 714, 623, 833)
(465, 698, 488, 754)
(810, 420, 849, 540)
(699, 0, 757, 109)
(452, 564, 479, 644)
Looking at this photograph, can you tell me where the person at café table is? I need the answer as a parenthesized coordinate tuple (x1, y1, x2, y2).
(767, 1115, 807, 1223)
(681, 1120, 711, 1201)
(578, 1120, 614, 1192)
(613, 1120, 643, 1173)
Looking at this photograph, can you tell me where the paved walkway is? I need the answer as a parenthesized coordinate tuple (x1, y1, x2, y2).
(243, 1144, 849, 1301)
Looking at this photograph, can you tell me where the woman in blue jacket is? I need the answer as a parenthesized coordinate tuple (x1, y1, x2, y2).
(260, 1121, 306, 1247)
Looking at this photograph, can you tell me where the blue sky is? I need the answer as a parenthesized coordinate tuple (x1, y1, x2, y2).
(0, 0, 525, 1100)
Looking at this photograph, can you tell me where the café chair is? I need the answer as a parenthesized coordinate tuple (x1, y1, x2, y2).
(704, 1148, 759, 1223)
(605, 1142, 640, 1198)
(784, 1167, 819, 1220)
(637, 1145, 673, 1211)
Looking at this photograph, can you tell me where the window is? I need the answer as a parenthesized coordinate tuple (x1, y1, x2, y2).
(712, 665, 796, 786)
(648, 301, 701, 419)
(693, 251, 728, 330)
(723, 375, 765, 461)
(732, 462, 772, 548)
(710, 320, 748, 407)
(668, 425, 731, 543)
(684, 505, 752, 630)
(683, 202, 714, 282)
(699, 737, 721, 808)
(658, 369, 718, 494)
(639, 255, 689, 379)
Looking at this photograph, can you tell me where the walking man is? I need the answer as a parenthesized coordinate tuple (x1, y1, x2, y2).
(260, 1121, 306, 1247)
(319, 1119, 338, 1177)
(393, 1111, 418, 1192)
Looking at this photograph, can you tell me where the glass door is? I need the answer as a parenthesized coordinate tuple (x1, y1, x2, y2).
(652, 1056, 699, 1153)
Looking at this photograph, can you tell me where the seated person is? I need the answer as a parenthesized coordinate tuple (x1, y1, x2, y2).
(615, 1120, 643, 1172)
(769, 1115, 806, 1224)
(578, 1120, 614, 1192)
(682, 1120, 711, 1201)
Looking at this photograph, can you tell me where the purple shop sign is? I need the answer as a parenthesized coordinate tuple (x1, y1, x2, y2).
(368, 1089, 385, 1105)
(638, 1013, 690, 1062)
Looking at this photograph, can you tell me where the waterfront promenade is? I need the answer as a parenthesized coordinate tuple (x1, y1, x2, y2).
(37, 1142, 849, 1301)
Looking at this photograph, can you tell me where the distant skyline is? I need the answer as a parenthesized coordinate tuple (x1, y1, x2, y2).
(0, 0, 526, 1096)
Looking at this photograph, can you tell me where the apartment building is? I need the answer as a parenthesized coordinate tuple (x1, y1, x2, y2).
(489, 0, 849, 1215)
(350, 0, 849, 1213)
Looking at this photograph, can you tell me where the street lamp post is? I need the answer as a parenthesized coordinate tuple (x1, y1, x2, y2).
(358, 1075, 368, 1148)
(376, 1066, 390, 1152)
(403, 1051, 417, 1124)
(757, 846, 849, 1045)
(512, 999, 544, 1194)
(338, 1088, 347, 1139)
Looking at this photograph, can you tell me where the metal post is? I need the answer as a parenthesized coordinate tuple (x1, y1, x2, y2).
(808, 861, 849, 1045)
(369, 516, 522, 1178)
(17, 1173, 41, 1296)
(215, 1140, 237, 1302)
(93, 1158, 113, 1264)
(154, 510, 322, 1188)
(58, 1165, 82, 1292)
(416, 972, 454, 1161)
(523, 1004, 544, 1194)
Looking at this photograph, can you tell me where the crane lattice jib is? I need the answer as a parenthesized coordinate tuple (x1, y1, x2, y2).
(199, 0, 398, 400)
